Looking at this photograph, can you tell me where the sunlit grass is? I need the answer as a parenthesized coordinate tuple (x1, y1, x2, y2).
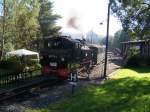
(26, 67, 150, 112)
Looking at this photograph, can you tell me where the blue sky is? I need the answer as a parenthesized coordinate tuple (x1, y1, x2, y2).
(0, 0, 3, 16)
(52, 0, 122, 36)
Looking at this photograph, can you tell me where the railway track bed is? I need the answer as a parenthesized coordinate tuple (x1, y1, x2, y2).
(0, 75, 60, 102)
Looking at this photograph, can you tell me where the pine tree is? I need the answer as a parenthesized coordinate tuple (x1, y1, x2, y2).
(38, 0, 61, 37)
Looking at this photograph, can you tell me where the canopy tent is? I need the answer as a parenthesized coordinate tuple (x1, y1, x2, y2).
(6, 49, 39, 59)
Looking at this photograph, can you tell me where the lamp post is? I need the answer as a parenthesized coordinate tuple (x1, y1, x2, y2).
(103, 0, 112, 78)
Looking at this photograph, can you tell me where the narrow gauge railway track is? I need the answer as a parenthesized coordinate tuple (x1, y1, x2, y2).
(77, 52, 115, 79)
(0, 76, 62, 102)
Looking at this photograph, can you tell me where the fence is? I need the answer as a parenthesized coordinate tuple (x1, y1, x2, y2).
(0, 69, 41, 87)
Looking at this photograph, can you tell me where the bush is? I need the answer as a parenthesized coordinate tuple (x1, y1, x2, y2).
(26, 59, 39, 66)
(145, 57, 150, 66)
(34, 63, 41, 70)
(0, 55, 40, 72)
(24, 58, 40, 71)
(124, 55, 142, 67)
(124, 55, 150, 67)
(123, 46, 144, 67)
(0, 56, 24, 72)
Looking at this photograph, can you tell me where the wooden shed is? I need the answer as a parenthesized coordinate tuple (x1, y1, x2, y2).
(121, 39, 150, 57)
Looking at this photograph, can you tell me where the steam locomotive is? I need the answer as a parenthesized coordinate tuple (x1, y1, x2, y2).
(40, 36, 105, 79)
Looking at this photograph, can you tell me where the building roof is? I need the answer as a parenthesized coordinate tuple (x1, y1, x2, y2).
(121, 39, 150, 44)
(6, 49, 39, 56)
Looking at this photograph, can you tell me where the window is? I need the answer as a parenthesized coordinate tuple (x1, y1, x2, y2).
(76, 43, 79, 48)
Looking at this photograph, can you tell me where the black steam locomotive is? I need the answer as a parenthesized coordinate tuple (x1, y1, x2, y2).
(40, 36, 105, 79)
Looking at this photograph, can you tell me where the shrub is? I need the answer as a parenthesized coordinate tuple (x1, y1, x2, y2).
(145, 57, 150, 66)
(0, 56, 24, 72)
(26, 59, 39, 66)
(34, 63, 41, 70)
(124, 55, 150, 67)
(123, 46, 143, 67)
(124, 55, 140, 67)
(0, 55, 40, 72)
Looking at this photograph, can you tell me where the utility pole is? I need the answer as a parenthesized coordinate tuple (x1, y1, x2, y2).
(1, 0, 5, 60)
(103, 0, 111, 78)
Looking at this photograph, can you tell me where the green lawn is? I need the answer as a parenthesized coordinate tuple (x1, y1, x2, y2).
(26, 67, 150, 112)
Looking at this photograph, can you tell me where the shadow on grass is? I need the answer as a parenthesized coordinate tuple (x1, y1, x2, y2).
(46, 77, 150, 112)
(125, 66, 150, 73)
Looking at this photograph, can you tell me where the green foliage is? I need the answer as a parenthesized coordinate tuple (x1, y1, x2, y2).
(34, 63, 41, 70)
(19, 56, 41, 71)
(0, 55, 41, 72)
(99, 35, 114, 49)
(26, 59, 39, 66)
(123, 47, 144, 67)
(123, 46, 150, 67)
(125, 55, 150, 67)
(0, 0, 61, 58)
(38, 0, 61, 37)
(25, 58, 41, 70)
(113, 30, 130, 49)
(124, 55, 143, 67)
(4, 42, 14, 52)
(1, 0, 41, 50)
(111, 0, 150, 39)
(0, 56, 24, 72)
(15, 0, 41, 49)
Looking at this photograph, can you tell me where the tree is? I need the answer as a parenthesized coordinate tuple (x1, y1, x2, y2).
(0, 0, 61, 58)
(0, 0, 41, 50)
(112, 30, 130, 49)
(15, 0, 40, 49)
(38, 0, 61, 37)
(111, 0, 150, 39)
(99, 35, 114, 49)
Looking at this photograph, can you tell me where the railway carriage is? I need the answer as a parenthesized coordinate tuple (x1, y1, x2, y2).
(88, 44, 105, 65)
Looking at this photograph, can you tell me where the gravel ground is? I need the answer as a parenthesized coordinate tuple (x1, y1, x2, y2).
(0, 53, 122, 112)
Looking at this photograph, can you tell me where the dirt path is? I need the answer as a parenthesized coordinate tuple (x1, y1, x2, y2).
(107, 52, 122, 75)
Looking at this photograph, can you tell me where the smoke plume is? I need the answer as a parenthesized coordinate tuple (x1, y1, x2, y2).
(67, 14, 85, 39)
(67, 16, 81, 30)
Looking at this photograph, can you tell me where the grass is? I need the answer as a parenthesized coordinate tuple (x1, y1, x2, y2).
(26, 67, 150, 112)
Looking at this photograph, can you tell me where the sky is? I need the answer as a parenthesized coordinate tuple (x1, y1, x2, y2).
(52, 0, 122, 37)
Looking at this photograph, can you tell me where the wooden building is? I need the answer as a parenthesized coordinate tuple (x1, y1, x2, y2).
(121, 39, 150, 57)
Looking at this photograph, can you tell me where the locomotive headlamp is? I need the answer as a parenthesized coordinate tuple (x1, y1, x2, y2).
(85, 53, 88, 57)
(61, 57, 65, 61)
